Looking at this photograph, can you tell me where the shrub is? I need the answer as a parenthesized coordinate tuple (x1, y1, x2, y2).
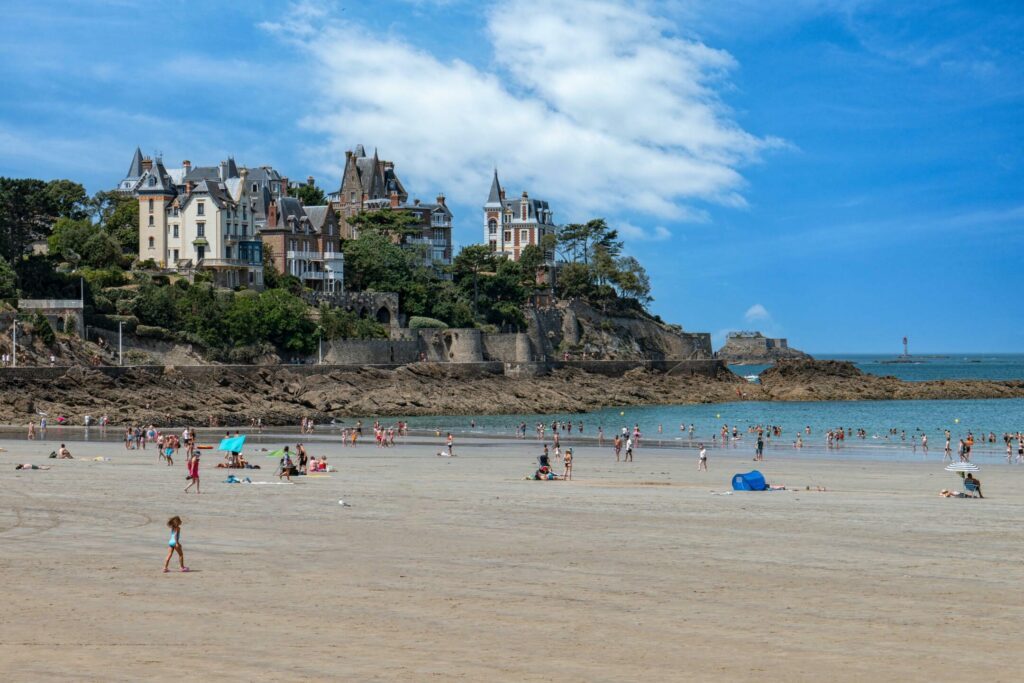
(79, 267, 127, 289)
(33, 313, 56, 345)
(409, 316, 448, 330)
(115, 297, 137, 316)
(136, 324, 172, 341)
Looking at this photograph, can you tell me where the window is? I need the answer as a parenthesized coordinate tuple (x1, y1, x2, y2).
(489, 240, 496, 250)
(196, 246, 205, 260)
(521, 229, 529, 242)
(242, 205, 247, 219)
(172, 249, 179, 262)
(504, 231, 511, 242)
(148, 176, 156, 187)
(252, 183, 258, 192)
(148, 199, 153, 213)
(197, 202, 205, 216)
(241, 224, 247, 237)
(505, 213, 512, 223)
(148, 215, 154, 226)
(197, 222, 205, 237)
(172, 224, 179, 238)
(225, 246, 232, 259)
(148, 236, 154, 249)
(488, 218, 497, 235)
(350, 192, 356, 202)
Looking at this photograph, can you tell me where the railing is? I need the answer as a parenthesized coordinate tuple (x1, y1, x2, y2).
(18, 299, 84, 309)
(198, 259, 260, 269)
(287, 250, 324, 261)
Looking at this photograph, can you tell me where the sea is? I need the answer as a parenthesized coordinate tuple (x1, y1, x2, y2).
(392, 354, 1024, 462)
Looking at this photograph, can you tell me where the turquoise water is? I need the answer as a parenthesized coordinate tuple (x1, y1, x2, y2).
(398, 398, 1024, 448)
(730, 353, 1024, 381)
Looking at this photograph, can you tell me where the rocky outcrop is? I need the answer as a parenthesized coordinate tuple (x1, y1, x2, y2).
(756, 359, 1024, 402)
(525, 300, 711, 361)
(0, 363, 743, 426)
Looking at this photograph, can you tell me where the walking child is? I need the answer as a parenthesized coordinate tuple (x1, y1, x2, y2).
(163, 516, 189, 573)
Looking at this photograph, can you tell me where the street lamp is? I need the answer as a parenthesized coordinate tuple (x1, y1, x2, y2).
(118, 321, 123, 366)
(318, 330, 323, 365)
(11, 319, 17, 368)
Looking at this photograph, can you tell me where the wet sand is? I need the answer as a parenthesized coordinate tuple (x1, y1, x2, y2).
(1, 433, 1021, 681)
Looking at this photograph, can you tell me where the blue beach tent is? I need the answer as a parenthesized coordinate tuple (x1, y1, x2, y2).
(732, 470, 767, 491)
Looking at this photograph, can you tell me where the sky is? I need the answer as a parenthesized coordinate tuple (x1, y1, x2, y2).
(1, 0, 1021, 353)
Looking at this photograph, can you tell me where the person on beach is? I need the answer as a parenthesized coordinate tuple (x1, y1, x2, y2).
(27, 421, 35, 440)
(279, 447, 293, 481)
(15, 463, 52, 470)
(613, 435, 622, 462)
(921, 434, 928, 455)
(624, 437, 634, 462)
(184, 451, 201, 493)
(446, 432, 454, 457)
(563, 448, 573, 480)
(755, 434, 764, 462)
(965, 473, 984, 498)
(698, 444, 707, 471)
(163, 516, 189, 573)
(57, 444, 72, 459)
(597, 426, 604, 446)
(296, 443, 308, 474)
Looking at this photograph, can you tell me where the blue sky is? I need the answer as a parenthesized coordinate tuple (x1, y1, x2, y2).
(1, 0, 1021, 353)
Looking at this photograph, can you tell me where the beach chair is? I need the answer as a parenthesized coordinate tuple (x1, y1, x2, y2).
(963, 479, 980, 498)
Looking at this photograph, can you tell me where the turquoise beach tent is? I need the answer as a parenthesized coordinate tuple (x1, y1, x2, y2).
(732, 470, 767, 491)
(218, 435, 246, 453)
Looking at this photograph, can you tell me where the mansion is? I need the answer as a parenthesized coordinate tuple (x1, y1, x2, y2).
(483, 170, 556, 262)
(125, 148, 341, 292)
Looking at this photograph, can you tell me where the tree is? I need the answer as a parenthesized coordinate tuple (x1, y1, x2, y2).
(288, 183, 327, 207)
(342, 230, 415, 294)
(0, 178, 90, 261)
(452, 244, 497, 315)
(517, 244, 545, 290)
(45, 180, 89, 221)
(348, 208, 421, 241)
(0, 255, 17, 298)
(611, 255, 652, 305)
(92, 190, 139, 254)
(262, 245, 282, 290)
(48, 217, 123, 269)
(556, 218, 621, 265)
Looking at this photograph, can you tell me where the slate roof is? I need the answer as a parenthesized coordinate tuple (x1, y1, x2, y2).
(137, 159, 177, 196)
(487, 169, 502, 204)
(126, 147, 144, 179)
(304, 205, 331, 232)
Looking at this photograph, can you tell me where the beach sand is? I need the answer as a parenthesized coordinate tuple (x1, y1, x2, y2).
(1, 432, 1021, 681)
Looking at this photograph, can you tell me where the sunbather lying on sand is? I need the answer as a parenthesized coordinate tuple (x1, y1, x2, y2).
(940, 489, 967, 498)
(15, 464, 51, 470)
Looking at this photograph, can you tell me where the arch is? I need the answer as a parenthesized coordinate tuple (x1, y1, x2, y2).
(375, 306, 391, 325)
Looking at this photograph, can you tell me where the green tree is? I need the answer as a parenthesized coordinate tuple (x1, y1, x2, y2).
(0, 178, 53, 260)
(0, 255, 17, 298)
(342, 230, 415, 293)
(45, 180, 89, 221)
(348, 208, 421, 241)
(288, 183, 327, 207)
(48, 217, 123, 269)
(262, 245, 282, 290)
(92, 190, 139, 253)
(611, 255, 652, 304)
(452, 244, 497, 315)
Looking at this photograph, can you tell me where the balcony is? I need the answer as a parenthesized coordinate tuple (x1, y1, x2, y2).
(287, 250, 324, 261)
(198, 258, 261, 270)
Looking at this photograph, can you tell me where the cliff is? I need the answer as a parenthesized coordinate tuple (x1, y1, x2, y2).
(525, 300, 712, 361)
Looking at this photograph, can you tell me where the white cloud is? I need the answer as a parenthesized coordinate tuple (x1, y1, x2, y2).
(264, 0, 780, 222)
(619, 222, 673, 241)
(744, 303, 771, 323)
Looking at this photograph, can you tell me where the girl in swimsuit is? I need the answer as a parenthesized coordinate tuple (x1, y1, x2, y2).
(163, 516, 189, 573)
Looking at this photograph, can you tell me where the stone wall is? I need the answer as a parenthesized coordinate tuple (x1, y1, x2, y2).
(319, 339, 419, 365)
(16, 300, 84, 336)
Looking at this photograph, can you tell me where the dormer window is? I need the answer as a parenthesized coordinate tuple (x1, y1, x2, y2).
(148, 176, 156, 187)
(252, 183, 258, 192)
(197, 202, 205, 216)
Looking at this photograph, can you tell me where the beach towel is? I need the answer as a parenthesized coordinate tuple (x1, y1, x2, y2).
(218, 435, 246, 453)
(732, 470, 767, 491)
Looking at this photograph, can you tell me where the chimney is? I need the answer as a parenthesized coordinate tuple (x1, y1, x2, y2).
(413, 199, 421, 207)
(522, 190, 529, 198)
(141, 157, 153, 172)
(218, 161, 228, 180)
(307, 175, 315, 187)
(185, 180, 194, 194)
(182, 160, 191, 174)
(281, 177, 289, 193)
(436, 193, 446, 207)
(268, 200, 279, 228)
(389, 190, 399, 208)
(499, 188, 505, 200)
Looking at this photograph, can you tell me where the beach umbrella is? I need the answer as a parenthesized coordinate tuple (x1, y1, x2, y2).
(944, 463, 980, 473)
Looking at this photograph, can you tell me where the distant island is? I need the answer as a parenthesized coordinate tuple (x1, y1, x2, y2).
(716, 331, 812, 364)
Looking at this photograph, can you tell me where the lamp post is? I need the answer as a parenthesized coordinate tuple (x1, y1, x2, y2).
(118, 321, 123, 367)
(318, 331, 323, 365)
(11, 319, 17, 368)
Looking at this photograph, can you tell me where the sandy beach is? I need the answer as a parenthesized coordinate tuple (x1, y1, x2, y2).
(1, 431, 1022, 682)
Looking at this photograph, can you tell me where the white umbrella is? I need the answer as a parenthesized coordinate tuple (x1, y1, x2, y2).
(945, 463, 980, 473)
